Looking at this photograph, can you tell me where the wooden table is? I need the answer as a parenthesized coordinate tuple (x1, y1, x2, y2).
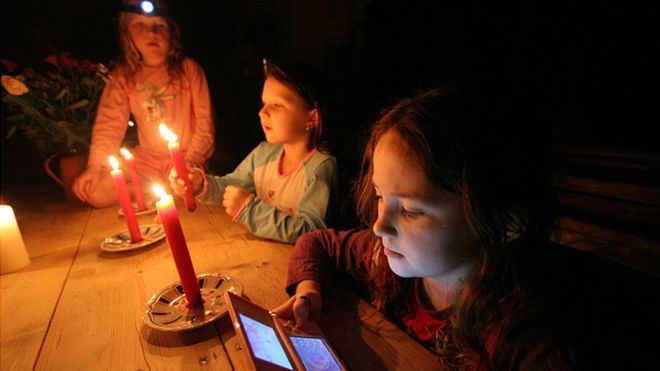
(1, 186, 438, 370)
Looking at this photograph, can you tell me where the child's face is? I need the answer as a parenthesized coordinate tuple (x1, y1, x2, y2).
(128, 14, 171, 67)
(259, 77, 316, 146)
(372, 130, 479, 282)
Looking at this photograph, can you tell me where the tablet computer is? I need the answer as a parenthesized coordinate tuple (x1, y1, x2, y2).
(224, 291, 348, 371)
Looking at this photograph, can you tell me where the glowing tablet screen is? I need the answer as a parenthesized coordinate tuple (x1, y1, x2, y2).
(239, 314, 293, 370)
(290, 336, 342, 371)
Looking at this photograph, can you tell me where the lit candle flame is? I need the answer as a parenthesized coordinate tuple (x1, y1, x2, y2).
(119, 147, 133, 160)
(109, 156, 120, 171)
(159, 123, 178, 142)
(152, 184, 167, 199)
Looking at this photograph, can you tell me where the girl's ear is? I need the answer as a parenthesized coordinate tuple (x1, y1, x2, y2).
(505, 230, 521, 242)
(306, 108, 319, 130)
(504, 219, 525, 242)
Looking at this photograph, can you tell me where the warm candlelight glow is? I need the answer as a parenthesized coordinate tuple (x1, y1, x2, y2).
(159, 123, 178, 142)
(109, 155, 120, 171)
(152, 184, 167, 199)
(152, 182, 202, 306)
(159, 123, 196, 212)
(121, 147, 146, 211)
(109, 155, 142, 242)
(0, 205, 31, 274)
(119, 147, 134, 160)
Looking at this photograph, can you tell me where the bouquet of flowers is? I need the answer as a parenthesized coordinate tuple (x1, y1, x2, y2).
(1, 53, 111, 157)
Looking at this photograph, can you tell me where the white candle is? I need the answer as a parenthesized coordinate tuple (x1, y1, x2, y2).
(0, 205, 31, 274)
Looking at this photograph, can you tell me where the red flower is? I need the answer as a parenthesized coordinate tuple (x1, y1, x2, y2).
(2, 59, 19, 71)
(44, 55, 58, 66)
(58, 52, 79, 70)
(79, 60, 96, 72)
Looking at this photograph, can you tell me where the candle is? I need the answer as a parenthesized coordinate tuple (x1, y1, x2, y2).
(0, 205, 31, 274)
(120, 148, 147, 211)
(109, 156, 142, 242)
(159, 123, 197, 212)
(152, 184, 202, 307)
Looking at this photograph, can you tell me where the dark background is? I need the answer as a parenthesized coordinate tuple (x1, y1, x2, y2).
(2, 0, 659, 190)
(2, 2, 659, 365)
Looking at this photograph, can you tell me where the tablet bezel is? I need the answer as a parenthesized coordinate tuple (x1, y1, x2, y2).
(224, 291, 348, 371)
(225, 292, 298, 370)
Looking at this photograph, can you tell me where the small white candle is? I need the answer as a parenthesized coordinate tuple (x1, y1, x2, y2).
(0, 205, 31, 274)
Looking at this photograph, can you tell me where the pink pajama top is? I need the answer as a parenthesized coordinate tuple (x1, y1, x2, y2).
(87, 58, 215, 181)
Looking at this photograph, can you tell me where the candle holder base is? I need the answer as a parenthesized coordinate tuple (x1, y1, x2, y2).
(143, 273, 244, 331)
(118, 202, 157, 217)
(101, 224, 165, 252)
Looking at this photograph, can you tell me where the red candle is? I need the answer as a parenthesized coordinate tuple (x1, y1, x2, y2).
(120, 148, 147, 211)
(109, 156, 142, 242)
(152, 184, 202, 307)
(159, 124, 196, 212)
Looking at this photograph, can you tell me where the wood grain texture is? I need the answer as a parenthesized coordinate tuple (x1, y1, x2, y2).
(1, 188, 90, 371)
(2, 188, 439, 370)
(553, 145, 660, 277)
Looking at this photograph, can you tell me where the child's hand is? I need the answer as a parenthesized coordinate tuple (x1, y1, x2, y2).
(222, 185, 251, 219)
(168, 168, 186, 196)
(73, 165, 103, 202)
(270, 284, 322, 328)
(168, 167, 203, 197)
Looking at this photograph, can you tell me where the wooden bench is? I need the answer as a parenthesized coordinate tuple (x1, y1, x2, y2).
(552, 145, 660, 278)
(550, 145, 660, 369)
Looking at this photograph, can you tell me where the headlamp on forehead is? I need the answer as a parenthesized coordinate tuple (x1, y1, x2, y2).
(140, 1, 154, 14)
(122, 0, 170, 16)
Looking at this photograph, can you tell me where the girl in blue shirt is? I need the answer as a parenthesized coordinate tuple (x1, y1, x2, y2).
(171, 60, 337, 244)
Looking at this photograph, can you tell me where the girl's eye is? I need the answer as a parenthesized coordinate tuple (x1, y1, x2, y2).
(132, 22, 169, 33)
(401, 207, 423, 219)
(154, 24, 169, 33)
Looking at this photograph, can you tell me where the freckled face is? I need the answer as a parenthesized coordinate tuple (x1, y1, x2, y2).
(258, 77, 315, 146)
(128, 14, 171, 66)
(372, 130, 479, 280)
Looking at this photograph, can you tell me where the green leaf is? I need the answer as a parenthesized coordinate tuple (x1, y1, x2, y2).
(54, 87, 69, 101)
(5, 125, 17, 139)
(63, 99, 90, 112)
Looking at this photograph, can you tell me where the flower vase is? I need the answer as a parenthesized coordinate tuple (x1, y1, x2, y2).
(44, 154, 88, 201)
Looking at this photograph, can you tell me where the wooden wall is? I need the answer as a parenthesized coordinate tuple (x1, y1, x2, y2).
(553, 146, 660, 276)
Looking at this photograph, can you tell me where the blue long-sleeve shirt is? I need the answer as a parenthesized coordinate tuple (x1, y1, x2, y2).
(198, 142, 337, 244)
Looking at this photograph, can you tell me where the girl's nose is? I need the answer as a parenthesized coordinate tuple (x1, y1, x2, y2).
(258, 106, 267, 119)
(373, 205, 397, 238)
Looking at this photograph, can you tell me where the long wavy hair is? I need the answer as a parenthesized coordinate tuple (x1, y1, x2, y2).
(115, 11, 184, 83)
(354, 87, 555, 366)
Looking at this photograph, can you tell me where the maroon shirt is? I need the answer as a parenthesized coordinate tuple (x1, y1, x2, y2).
(286, 229, 585, 370)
